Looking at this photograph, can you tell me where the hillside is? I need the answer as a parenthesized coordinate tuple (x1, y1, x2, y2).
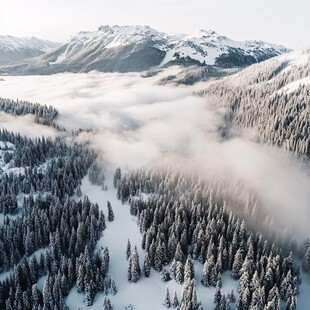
(202, 49, 310, 158)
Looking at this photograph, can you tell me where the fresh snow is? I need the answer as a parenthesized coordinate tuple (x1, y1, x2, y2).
(278, 76, 310, 94)
(0, 35, 60, 53)
(65, 171, 239, 310)
(49, 50, 68, 65)
(277, 49, 310, 73)
(49, 25, 289, 66)
(298, 270, 310, 310)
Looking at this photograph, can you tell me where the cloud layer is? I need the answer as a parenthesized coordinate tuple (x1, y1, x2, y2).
(1, 70, 309, 239)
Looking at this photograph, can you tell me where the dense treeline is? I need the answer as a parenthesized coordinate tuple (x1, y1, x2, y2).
(0, 97, 59, 128)
(0, 195, 107, 309)
(0, 129, 81, 168)
(202, 54, 310, 158)
(117, 168, 302, 309)
(0, 129, 96, 215)
(0, 129, 111, 309)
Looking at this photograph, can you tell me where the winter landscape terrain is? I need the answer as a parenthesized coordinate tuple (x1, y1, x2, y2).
(0, 20, 309, 310)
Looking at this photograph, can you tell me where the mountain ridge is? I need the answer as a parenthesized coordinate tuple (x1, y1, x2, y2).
(0, 35, 61, 65)
(0, 25, 291, 75)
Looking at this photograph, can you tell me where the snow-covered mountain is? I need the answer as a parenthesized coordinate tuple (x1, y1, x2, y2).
(0, 35, 60, 65)
(0, 25, 290, 75)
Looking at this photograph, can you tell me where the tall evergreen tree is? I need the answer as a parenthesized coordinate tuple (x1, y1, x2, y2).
(163, 286, 171, 308)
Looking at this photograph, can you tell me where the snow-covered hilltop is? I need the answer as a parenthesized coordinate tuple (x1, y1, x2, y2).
(0, 25, 291, 75)
(161, 28, 290, 67)
(0, 35, 60, 65)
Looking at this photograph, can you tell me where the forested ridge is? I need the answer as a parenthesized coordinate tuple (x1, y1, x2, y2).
(202, 51, 310, 158)
(0, 129, 112, 309)
(115, 167, 309, 309)
(0, 97, 61, 129)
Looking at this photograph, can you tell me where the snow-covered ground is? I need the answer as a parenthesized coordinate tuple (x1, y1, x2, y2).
(66, 171, 239, 310)
(297, 264, 310, 309)
(277, 76, 310, 94)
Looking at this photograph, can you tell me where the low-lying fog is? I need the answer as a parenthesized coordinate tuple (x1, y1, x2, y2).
(0, 69, 309, 239)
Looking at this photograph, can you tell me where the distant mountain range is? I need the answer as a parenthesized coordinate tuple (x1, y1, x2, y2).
(0, 35, 60, 65)
(0, 25, 291, 75)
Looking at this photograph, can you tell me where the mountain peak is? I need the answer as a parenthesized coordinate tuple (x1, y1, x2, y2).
(0, 26, 292, 74)
(97, 24, 154, 33)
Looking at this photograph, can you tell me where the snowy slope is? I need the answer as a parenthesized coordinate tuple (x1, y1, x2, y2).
(65, 171, 239, 310)
(0, 35, 60, 65)
(52, 26, 289, 68)
(0, 25, 290, 75)
(210, 48, 310, 92)
(160, 29, 290, 67)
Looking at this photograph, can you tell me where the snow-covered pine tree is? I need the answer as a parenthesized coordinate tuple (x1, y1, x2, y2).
(110, 278, 117, 295)
(107, 201, 114, 222)
(184, 255, 195, 284)
(126, 239, 132, 260)
(143, 251, 151, 277)
(130, 247, 141, 283)
(103, 297, 113, 310)
(172, 291, 179, 308)
(163, 286, 171, 308)
(113, 167, 121, 188)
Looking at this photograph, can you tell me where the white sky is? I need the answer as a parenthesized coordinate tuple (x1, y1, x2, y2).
(0, 0, 309, 49)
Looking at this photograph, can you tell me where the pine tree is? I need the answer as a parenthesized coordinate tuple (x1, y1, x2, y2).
(154, 240, 164, 271)
(42, 277, 53, 310)
(85, 283, 93, 306)
(113, 167, 121, 188)
(143, 251, 151, 277)
(229, 290, 236, 303)
(172, 291, 179, 308)
(22, 291, 30, 310)
(77, 265, 85, 292)
(161, 268, 171, 282)
(126, 239, 131, 260)
(163, 286, 171, 308)
(32, 284, 42, 310)
(110, 278, 117, 295)
(101, 247, 110, 278)
(201, 255, 213, 287)
(232, 249, 243, 280)
(130, 247, 141, 283)
(107, 201, 114, 222)
(302, 246, 310, 272)
(127, 255, 133, 282)
(184, 255, 195, 284)
(76, 185, 82, 197)
(103, 297, 113, 310)
(99, 211, 106, 231)
(214, 280, 222, 305)
(175, 261, 184, 284)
